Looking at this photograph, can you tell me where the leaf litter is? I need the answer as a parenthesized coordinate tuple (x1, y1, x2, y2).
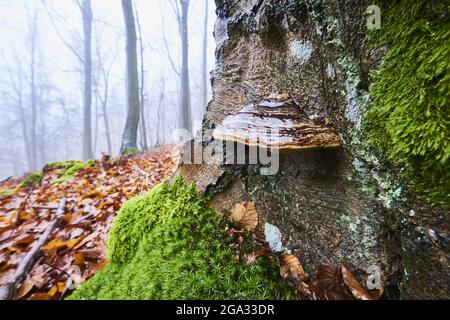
(0, 146, 179, 300)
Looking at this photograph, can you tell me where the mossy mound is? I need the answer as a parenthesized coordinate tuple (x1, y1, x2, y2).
(363, 0, 450, 208)
(50, 160, 94, 184)
(18, 171, 43, 189)
(69, 178, 293, 300)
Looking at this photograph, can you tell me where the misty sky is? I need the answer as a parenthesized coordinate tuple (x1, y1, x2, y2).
(0, 0, 217, 179)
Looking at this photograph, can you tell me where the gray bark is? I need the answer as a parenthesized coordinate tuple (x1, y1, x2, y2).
(180, 0, 449, 300)
(179, 0, 192, 134)
(29, 11, 38, 172)
(81, 0, 93, 160)
(135, 7, 148, 149)
(201, 0, 208, 111)
(120, 0, 141, 154)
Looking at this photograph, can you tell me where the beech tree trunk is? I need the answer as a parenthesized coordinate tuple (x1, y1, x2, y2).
(201, 0, 208, 110)
(29, 11, 38, 172)
(179, 0, 192, 134)
(120, 0, 141, 154)
(81, 0, 93, 161)
(135, 8, 148, 149)
(180, 0, 449, 299)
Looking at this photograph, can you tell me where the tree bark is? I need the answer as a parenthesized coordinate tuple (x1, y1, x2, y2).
(180, 0, 450, 300)
(29, 11, 38, 172)
(179, 0, 192, 134)
(120, 0, 141, 154)
(135, 7, 148, 149)
(81, 0, 93, 160)
(201, 0, 209, 111)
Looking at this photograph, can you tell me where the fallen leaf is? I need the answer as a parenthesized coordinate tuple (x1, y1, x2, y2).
(28, 292, 52, 300)
(42, 239, 66, 251)
(73, 231, 99, 250)
(48, 285, 58, 297)
(341, 265, 373, 300)
(310, 263, 353, 300)
(14, 279, 37, 299)
(230, 202, 258, 231)
(57, 281, 66, 292)
(74, 252, 85, 266)
(279, 254, 308, 281)
(66, 237, 83, 249)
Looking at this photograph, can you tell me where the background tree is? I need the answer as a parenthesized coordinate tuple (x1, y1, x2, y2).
(179, 0, 192, 134)
(79, 0, 93, 160)
(201, 0, 208, 111)
(120, 0, 141, 154)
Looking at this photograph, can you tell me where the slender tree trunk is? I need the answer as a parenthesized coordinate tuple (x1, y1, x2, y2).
(135, 8, 148, 149)
(156, 77, 165, 146)
(102, 99, 112, 155)
(81, 0, 93, 160)
(201, 0, 208, 111)
(29, 12, 38, 172)
(92, 90, 99, 156)
(179, 0, 192, 134)
(120, 0, 141, 154)
(13, 65, 33, 172)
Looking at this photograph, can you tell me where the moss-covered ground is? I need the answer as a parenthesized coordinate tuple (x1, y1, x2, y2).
(17, 171, 43, 188)
(68, 178, 294, 300)
(363, 0, 450, 208)
(50, 160, 94, 184)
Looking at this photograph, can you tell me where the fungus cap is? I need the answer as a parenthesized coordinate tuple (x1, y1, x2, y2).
(213, 96, 341, 150)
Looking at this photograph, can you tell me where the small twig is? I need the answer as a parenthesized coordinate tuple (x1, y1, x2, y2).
(32, 205, 58, 210)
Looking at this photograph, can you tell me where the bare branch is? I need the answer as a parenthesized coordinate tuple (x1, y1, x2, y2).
(161, 12, 180, 79)
(40, 0, 84, 63)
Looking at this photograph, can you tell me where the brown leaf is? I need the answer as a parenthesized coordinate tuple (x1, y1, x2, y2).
(42, 239, 66, 251)
(310, 263, 354, 300)
(14, 280, 35, 299)
(341, 265, 374, 300)
(230, 202, 258, 231)
(28, 292, 52, 300)
(279, 254, 308, 282)
(74, 252, 85, 266)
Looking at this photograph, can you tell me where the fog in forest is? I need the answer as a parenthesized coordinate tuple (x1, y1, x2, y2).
(0, 0, 216, 180)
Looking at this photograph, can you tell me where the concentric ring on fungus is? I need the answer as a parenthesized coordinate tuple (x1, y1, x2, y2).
(213, 95, 341, 150)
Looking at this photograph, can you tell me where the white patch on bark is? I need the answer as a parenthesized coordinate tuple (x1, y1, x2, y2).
(264, 223, 284, 252)
(326, 63, 335, 79)
(289, 40, 313, 64)
(214, 17, 229, 49)
(344, 80, 363, 129)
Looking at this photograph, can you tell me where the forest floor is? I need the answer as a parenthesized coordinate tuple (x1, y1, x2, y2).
(0, 145, 384, 300)
(0, 145, 180, 300)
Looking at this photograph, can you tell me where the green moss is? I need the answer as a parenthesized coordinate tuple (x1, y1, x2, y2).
(68, 178, 293, 300)
(18, 171, 43, 188)
(363, 0, 450, 208)
(122, 147, 139, 156)
(51, 160, 94, 184)
(0, 189, 15, 196)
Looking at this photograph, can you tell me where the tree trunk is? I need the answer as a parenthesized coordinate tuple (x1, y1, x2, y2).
(201, 0, 209, 111)
(120, 0, 141, 154)
(101, 80, 112, 155)
(16, 66, 33, 172)
(29, 11, 38, 172)
(81, 0, 93, 160)
(180, 0, 449, 300)
(135, 8, 148, 150)
(179, 0, 192, 134)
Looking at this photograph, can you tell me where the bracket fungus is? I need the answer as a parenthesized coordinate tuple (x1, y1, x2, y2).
(213, 95, 341, 150)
